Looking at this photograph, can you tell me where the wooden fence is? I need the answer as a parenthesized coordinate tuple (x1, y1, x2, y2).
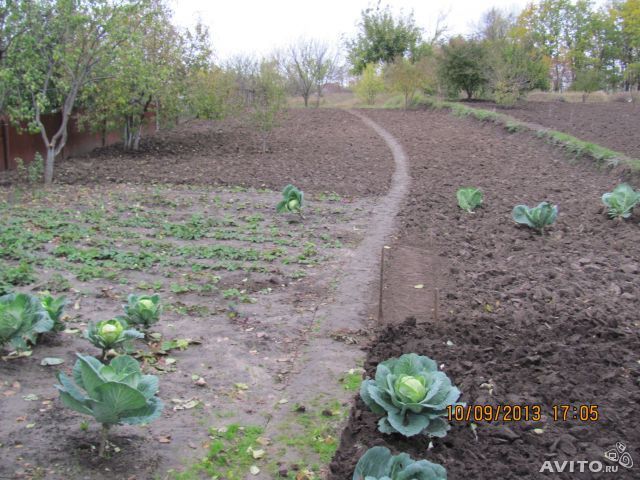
(0, 112, 154, 171)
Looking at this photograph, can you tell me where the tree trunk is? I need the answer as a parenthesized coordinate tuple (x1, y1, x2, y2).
(44, 147, 55, 184)
(303, 93, 309, 107)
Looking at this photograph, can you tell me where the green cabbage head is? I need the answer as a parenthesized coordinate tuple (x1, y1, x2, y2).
(0, 293, 53, 352)
(353, 446, 447, 480)
(360, 353, 461, 437)
(276, 184, 304, 213)
(123, 294, 162, 328)
(85, 318, 143, 358)
(55, 354, 163, 456)
(602, 183, 640, 219)
(40, 292, 67, 332)
(55, 354, 163, 426)
(456, 187, 483, 213)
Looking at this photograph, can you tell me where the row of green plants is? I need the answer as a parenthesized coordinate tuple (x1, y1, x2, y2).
(352, 353, 461, 479)
(456, 183, 640, 234)
(0, 290, 165, 457)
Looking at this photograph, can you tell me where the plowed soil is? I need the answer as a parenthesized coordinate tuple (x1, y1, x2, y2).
(330, 110, 640, 479)
(53, 109, 393, 196)
(482, 101, 640, 159)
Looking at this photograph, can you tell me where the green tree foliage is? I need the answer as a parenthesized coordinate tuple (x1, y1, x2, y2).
(438, 37, 488, 100)
(251, 60, 286, 153)
(384, 57, 425, 108)
(4, 0, 137, 183)
(346, 3, 423, 74)
(353, 63, 385, 105)
(571, 68, 604, 101)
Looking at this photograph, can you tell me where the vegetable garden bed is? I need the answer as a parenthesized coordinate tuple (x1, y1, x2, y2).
(331, 109, 640, 479)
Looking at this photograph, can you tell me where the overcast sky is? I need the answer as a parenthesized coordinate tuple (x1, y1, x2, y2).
(171, 0, 531, 62)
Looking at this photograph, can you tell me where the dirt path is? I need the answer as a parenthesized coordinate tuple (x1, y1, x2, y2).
(255, 110, 410, 478)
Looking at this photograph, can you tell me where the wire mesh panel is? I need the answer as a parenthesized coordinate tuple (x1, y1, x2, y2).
(380, 244, 442, 326)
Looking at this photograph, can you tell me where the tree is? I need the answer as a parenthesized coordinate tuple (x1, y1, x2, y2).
(4, 0, 137, 184)
(346, 3, 422, 74)
(251, 60, 286, 153)
(353, 63, 385, 104)
(79, 0, 188, 151)
(571, 68, 604, 100)
(282, 38, 337, 107)
(385, 57, 424, 108)
(438, 37, 488, 100)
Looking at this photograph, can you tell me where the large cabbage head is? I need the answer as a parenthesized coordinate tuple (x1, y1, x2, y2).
(0, 293, 53, 352)
(55, 354, 163, 427)
(353, 446, 447, 480)
(360, 353, 461, 437)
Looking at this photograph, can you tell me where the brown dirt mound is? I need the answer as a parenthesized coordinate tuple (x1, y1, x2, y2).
(330, 109, 640, 480)
(53, 109, 394, 196)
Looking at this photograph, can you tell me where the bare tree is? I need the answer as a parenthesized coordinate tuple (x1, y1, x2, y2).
(282, 38, 337, 107)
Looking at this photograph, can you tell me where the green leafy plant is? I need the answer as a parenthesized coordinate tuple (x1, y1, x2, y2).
(360, 353, 461, 438)
(85, 318, 144, 360)
(353, 446, 447, 480)
(0, 293, 54, 352)
(40, 292, 67, 332)
(123, 294, 162, 328)
(512, 201, 558, 234)
(601, 184, 640, 219)
(456, 187, 483, 213)
(55, 354, 163, 457)
(276, 184, 304, 214)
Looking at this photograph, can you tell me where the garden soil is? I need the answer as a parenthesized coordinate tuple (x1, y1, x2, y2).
(50, 109, 394, 197)
(330, 109, 640, 480)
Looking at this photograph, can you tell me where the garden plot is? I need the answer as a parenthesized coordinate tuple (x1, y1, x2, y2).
(0, 183, 377, 479)
(331, 109, 640, 479)
(479, 101, 640, 160)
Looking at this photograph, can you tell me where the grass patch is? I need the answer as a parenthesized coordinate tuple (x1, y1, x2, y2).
(170, 424, 264, 480)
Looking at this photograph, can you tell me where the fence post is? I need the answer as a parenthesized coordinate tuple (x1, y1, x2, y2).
(1, 117, 9, 171)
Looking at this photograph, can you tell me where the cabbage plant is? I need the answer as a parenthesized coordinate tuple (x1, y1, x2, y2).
(123, 294, 162, 328)
(456, 187, 483, 213)
(40, 292, 67, 332)
(512, 201, 558, 234)
(55, 354, 163, 457)
(353, 446, 447, 480)
(0, 293, 53, 352)
(602, 183, 640, 219)
(360, 353, 461, 437)
(276, 184, 304, 214)
(85, 318, 144, 360)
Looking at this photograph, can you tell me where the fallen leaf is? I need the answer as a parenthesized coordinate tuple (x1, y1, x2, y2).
(158, 436, 171, 444)
(251, 448, 265, 459)
(278, 398, 288, 404)
(250, 465, 260, 475)
(235, 383, 249, 390)
(414, 284, 424, 289)
(40, 357, 64, 366)
(23, 394, 39, 401)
